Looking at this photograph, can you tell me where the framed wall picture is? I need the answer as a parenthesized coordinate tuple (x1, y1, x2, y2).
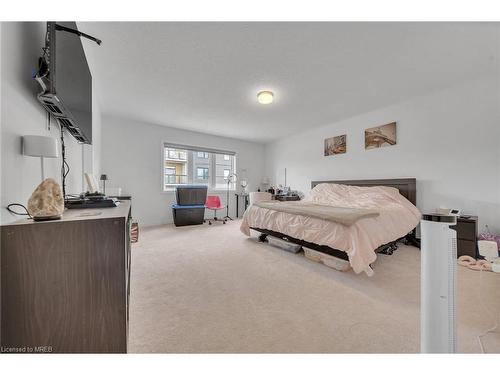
(365, 122, 397, 150)
(324, 134, 347, 156)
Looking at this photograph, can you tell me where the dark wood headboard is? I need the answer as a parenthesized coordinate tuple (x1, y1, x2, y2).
(310, 178, 416, 206)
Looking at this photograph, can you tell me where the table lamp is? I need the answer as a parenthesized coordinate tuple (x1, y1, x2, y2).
(23, 135, 59, 181)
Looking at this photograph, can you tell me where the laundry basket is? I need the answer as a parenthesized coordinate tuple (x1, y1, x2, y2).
(131, 221, 139, 243)
(479, 225, 500, 255)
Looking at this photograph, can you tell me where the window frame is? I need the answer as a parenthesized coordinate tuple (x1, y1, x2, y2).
(196, 167, 209, 180)
(161, 142, 237, 192)
(164, 166, 177, 185)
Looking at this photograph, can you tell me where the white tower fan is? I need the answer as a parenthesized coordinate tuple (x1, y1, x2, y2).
(420, 214, 458, 353)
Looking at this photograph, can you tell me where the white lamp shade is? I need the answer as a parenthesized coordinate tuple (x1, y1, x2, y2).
(23, 135, 59, 158)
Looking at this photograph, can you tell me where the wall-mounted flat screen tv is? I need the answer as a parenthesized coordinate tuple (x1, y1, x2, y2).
(37, 22, 92, 144)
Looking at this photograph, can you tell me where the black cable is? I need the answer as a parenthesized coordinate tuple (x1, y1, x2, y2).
(54, 24, 102, 45)
(64, 158, 70, 180)
(6, 204, 32, 219)
(59, 122, 67, 200)
(42, 27, 49, 58)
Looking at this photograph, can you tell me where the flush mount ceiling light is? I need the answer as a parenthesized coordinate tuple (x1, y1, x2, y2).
(257, 90, 274, 105)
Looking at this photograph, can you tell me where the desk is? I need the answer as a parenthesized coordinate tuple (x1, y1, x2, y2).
(235, 193, 249, 218)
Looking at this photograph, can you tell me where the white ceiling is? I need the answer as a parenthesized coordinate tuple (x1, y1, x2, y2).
(79, 22, 498, 143)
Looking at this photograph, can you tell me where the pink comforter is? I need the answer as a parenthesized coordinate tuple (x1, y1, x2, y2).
(240, 183, 421, 275)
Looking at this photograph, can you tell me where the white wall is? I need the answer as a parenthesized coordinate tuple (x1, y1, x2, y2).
(0, 23, 3, 222)
(264, 76, 500, 233)
(101, 115, 265, 226)
(82, 92, 102, 181)
(0, 22, 101, 224)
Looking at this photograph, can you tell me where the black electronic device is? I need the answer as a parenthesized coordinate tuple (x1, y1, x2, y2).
(83, 192, 106, 200)
(65, 197, 118, 209)
(35, 22, 101, 144)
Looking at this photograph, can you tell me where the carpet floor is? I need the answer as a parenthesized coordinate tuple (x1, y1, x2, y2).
(129, 220, 500, 353)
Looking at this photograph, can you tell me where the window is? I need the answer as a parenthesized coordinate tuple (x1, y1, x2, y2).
(164, 167, 176, 185)
(163, 144, 236, 191)
(215, 154, 235, 189)
(164, 147, 188, 185)
(197, 167, 209, 180)
(167, 149, 187, 160)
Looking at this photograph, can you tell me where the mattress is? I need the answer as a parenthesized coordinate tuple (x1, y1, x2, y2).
(240, 183, 421, 275)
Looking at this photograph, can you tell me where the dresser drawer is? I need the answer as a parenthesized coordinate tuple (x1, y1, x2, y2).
(452, 221, 476, 240)
(457, 239, 477, 258)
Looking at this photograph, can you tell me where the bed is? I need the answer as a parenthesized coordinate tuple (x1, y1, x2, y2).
(240, 178, 421, 275)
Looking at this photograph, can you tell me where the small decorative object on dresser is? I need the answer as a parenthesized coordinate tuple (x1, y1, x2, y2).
(84, 173, 100, 193)
(26, 178, 65, 221)
(100, 174, 108, 195)
(451, 215, 478, 258)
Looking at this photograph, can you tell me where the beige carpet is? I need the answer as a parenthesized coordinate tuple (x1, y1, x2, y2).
(129, 220, 500, 353)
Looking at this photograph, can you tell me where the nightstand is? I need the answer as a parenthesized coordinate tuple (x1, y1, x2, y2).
(451, 216, 478, 258)
(235, 193, 249, 218)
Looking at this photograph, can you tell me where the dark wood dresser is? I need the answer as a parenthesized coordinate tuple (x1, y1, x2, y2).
(451, 215, 478, 258)
(1, 201, 131, 353)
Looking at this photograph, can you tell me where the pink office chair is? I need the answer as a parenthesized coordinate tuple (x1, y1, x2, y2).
(204, 195, 226, 225)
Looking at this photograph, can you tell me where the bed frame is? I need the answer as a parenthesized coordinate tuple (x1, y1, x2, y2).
(250, 178, 419, 262)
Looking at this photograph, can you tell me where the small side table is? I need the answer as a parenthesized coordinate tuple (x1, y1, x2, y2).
(235, 193, 249, 218)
